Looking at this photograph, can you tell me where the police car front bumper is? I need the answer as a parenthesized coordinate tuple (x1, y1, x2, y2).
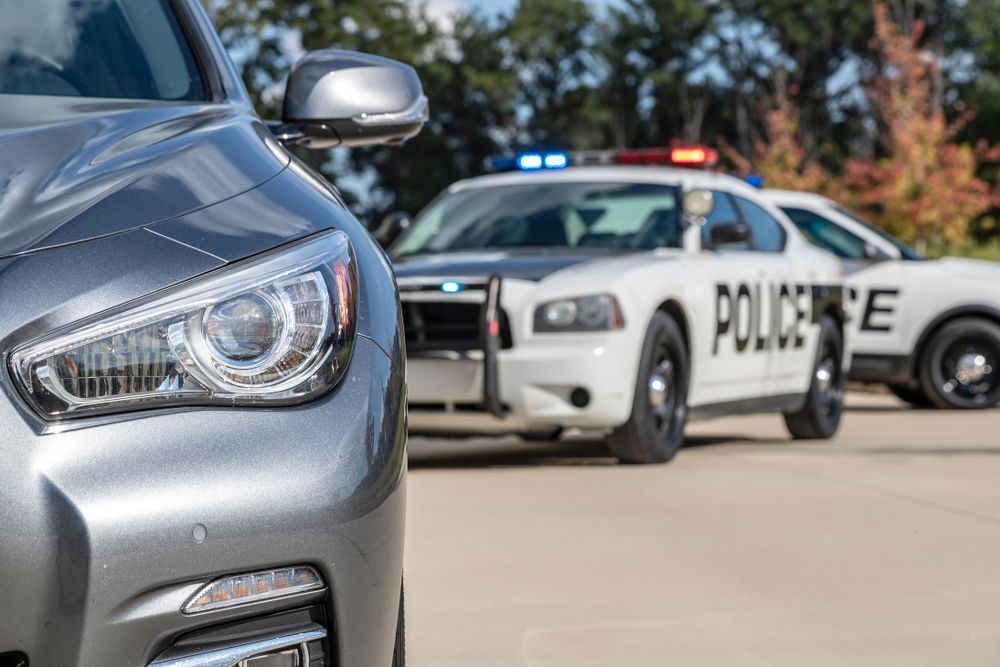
(408, 332, 638, 434)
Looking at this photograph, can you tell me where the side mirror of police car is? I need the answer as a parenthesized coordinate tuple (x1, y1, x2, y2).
(863, 242, 889, 261)
(708, 221, 752, 247)
(280, 50, 428, 149)
(374, 211, 412, 248)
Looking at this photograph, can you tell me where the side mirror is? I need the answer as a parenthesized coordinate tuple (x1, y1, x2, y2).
(863, 242, 888, 261)
(708, 221, 751, 247)
(373, 211, 412, 248)
(280, 50, 428, 149)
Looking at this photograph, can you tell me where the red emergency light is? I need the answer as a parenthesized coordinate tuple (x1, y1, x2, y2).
(567, 145, 719, 168)
(668, 146, 718, 166)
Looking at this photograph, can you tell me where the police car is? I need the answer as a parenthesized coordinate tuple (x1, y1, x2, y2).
(764, 189, 1000, 409)
(381, 148, 848, 463)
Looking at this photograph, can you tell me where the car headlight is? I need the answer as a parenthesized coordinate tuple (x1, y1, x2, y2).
(10, 231, 357, 420)
(533, 295, 624, 332)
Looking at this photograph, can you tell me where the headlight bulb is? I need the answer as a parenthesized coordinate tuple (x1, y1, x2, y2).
(544, 300, 578, 328)
(205, 292, 282, 364)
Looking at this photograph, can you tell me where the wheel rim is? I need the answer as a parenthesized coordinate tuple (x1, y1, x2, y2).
(939, 336, 998, 404)
(816, 341, 843, 417)
(646, 343, 678, 436)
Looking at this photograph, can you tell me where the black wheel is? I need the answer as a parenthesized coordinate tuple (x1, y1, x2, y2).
(392, 582, 405, 667)
(887, 383, 933, 408)
(784, 315, 845, 439)
(518, 427, 563, 442)
(919, 317, 1000, 409)
(607, 313, 689, 464)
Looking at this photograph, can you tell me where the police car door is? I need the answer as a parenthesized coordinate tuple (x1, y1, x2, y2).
(781, 204, 908, 368)
(729, 195, 820, 397)
(691, 190, 782, 404)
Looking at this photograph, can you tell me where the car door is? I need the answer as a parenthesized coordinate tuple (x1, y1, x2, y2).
(687, 191, 779, 406)
(781, 205, 909, 362)
(726, 194, 816, 399)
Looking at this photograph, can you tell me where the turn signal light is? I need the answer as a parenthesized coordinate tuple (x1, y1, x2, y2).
(183, 566, 325, 614)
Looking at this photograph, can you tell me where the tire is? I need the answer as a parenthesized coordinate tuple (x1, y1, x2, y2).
(918, 317, 1000, 409)
(887, 383, 933, 408)
(607, 313, 689, 464)
(392, 582, 405, 667)
(784, 315, 845, 439)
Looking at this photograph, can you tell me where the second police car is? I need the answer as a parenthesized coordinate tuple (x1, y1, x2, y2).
(378, 148, 849, 463)
(764, 189, 1000, 410)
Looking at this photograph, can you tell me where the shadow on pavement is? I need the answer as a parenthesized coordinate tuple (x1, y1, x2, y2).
(407, 434, 770, 470)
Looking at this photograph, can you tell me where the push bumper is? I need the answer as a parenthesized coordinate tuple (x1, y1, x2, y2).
(408, 332, 637, 434)
(0, 335, 405, 667)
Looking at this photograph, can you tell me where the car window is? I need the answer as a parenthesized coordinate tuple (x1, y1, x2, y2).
(701, 191, 750, 251)
(831, 204, 923, 260)
(0, 0, 206, 101)
(781, 207, 881, 260)
(733, 196, 787, 252)
(395, 182, 681, 255)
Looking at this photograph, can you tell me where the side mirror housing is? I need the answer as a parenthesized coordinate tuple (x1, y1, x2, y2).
(280, 50, 428, 149)
(707, 221, 752, 247)
(863, 242, 889, 261)
(373, 211, 412, 248)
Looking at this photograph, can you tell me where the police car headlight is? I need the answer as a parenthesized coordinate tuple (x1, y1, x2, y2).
(534, 295, 624, 332)
(10, 232, 357, 420)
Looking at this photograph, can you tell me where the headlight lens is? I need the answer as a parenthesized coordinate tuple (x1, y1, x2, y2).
(10, 231, 357, 420)
(533, 295, 624, 332)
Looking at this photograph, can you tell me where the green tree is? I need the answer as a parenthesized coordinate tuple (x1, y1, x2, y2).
(505, 0, 604, 148)
(206, 0, 515, 222)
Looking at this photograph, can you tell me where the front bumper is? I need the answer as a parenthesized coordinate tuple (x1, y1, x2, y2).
(0, 335, 406, 667)
(407, 332, 637, 434)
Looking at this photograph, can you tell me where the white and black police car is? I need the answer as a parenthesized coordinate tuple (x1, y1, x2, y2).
(377, 147, 848, 463)
(765, 189, 1000, 410)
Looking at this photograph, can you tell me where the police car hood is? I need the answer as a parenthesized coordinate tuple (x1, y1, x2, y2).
(0, 95, 288, 259)
(935, 256, 1000, 281)
(392, 247, 638, 282)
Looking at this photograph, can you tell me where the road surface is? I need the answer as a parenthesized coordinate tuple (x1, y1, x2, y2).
(405, 392, 1000, 666)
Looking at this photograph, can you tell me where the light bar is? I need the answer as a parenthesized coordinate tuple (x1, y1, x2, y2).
(516, 153, 543, 170)
(486, 145, 720, 171)
(183, 566, 325, 614)
(543, 152, 568, 169)
(669, 146, 719, 166)
(616, 148, 672, 164)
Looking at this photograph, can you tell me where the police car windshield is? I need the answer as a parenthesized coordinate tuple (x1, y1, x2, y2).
(395, 182, 681, 255)
(0, 0, 206, 101)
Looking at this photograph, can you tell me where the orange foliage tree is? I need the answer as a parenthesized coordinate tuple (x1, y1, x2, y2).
(843, 3, 1000, 251)
(724, 85, 837, 196)
(727, 3, 1000, 252)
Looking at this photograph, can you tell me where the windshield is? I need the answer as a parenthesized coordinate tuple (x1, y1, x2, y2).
(0, 0, 206, 101)
(781, 207, 883, 260)
(395, 182, 681, 256)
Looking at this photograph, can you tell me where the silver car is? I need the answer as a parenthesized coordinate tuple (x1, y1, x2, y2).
(0, 0, 425, 665)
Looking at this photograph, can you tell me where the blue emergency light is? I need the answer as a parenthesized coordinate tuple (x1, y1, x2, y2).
(440, 281, 463, 293)
(543, 152, 568, 169)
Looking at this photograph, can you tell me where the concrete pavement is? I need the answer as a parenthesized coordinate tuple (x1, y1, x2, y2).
(404, 392, 1000, 666)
